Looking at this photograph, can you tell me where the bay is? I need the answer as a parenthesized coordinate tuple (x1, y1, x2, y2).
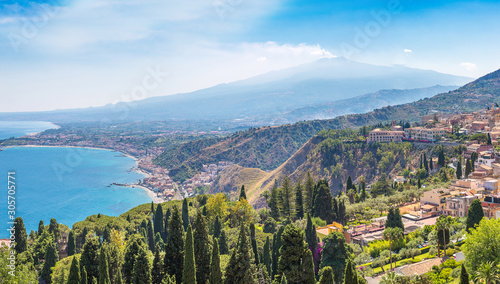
(0, 146, 153, 237)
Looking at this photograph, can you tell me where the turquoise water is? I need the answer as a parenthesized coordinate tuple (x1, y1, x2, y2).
(0, 147, 153, 237)
(0, 121, 58, 139)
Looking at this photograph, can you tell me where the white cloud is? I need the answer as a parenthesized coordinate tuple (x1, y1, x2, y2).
(404, 49, 412, 53)
(460, 62, 477, 71)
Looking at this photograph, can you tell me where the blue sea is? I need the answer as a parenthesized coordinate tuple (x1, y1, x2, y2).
(0, 147, 153, 237)
(0, 121, 58, 139)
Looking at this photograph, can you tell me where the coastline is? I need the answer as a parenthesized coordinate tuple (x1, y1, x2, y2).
(2, 144, 162, 203)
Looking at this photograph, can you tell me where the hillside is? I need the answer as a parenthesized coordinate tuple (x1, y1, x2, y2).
(155, 68, 500, 182)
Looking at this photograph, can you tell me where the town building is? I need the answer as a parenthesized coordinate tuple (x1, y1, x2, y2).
(367, 129, 405, 143)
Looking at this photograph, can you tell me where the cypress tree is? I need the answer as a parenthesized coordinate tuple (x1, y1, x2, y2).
(249, 223, 259, 265)
(239, 185, 247, 200)
(123, 239, 143, 284)
(318, 266, 334, 284)
(459, 263, 469, 284)
(343, 260, 358, 284)
(295, 180, 304, 220)
(152, 244, 165, 284)
(321, 232, 350, 283)
(182, 199, 189, 232)
(194, 210, 211, 284)
(224, 224, 254, 284)
(418, 178, 421, 189)
(41, 241, 59, 284)
(151, 201, 155, 215)
(423, 153, 428, 172)
(304, 172, 315, 215)
(269, 183, 281, 220)
(272, 226, 285, 279)
(13, 217, 28, 254)
(98, 247, 111, 284)
(67, 231, 76, 256)
(277, 224, 313, 283)
(360, 181, 367, 201)
(213, 215, 222, 239)
(115, 270, 123, 284)
(165, 206, 184, 284)
(126, 214, 131, 223)
(313, 180, 334, 223)
(466, 199, 484, 231)
(182, 225, 196, 284)
(155, 232, 165, 249)
(429, 157, 434, 171)
(209, 237, 222, 284)
(49, 218, 61, 242)
(280, 274, 288, 284)
(305, 214, 319, 273)
(465, 159, 472, 178)
(132, 245, 151, 284)
(302, 249, 316, 284)
(154, 204, 164, 240)
(262, 236, 271, 277)
(164, 208, 171, 243)
(81, 266, 88, 284)
(80, 237, 100, 284)
(488, 133, 492, 145)
(38, 220, 45, 236)
(346, 176, 353, 191)
(456, 160, 462, 179)
(68, 256, 80, 284)
(218, 230, 228, 255)
(147, 220, 155, 251)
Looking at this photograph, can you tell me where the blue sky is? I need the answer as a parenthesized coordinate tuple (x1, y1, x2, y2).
(1, 0, 499, 112)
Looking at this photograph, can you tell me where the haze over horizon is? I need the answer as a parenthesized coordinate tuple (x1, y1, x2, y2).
(1, 0, 500, 112)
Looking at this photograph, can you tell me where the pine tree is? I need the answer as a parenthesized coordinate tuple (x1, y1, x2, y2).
(98, 247, 111, 284)
(182, 199, 190, 232)
(318, 266, 334, 284)
(183, 225, 197, 284)
(80, 237, 100, 284)
(209, 237, 222, 284)
(194, 210, 211, 284)
(132, 245, 151, 284)
(295, 180, 304, 220)
(218, 230, 228, 255)
(41, 241, 59, 284)
(213, 215, 222, 239)
(262, 236, 271, 278)
(304, 172, 315, 214)
(459, 263, 469, 284)
(81, 266, 88, 284)
(269, 183, 281, 220)
(154, 204, 164, 240)
(224, 224, 254, 284)
(165, 206, 184, 284)
(456, 160, 462, 179)
(466, 199, 484, 231)
(152, 244, 165, 284)
(313, 180, 334, 223)
(13, 217, 28, 254)
(321, 232, 350, 284)
(68, 256, 80, 284)
(281, 176, 293, 218)
(239, 185, 247, 200)
(277, 224, 314, 283)
(38, 220, 45, 236)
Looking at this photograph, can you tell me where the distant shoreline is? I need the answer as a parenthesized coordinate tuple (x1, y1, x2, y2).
(1, 145, 161, 203)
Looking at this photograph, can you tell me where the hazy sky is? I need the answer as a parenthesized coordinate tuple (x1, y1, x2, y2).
(1, 0, 500, 112)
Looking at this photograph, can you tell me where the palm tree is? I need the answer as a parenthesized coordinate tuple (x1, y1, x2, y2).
(383, 227, 404, 270)
(380, 272, 399, 284)
(474, 262, 500, 284)
(436, 215, 453, 258)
